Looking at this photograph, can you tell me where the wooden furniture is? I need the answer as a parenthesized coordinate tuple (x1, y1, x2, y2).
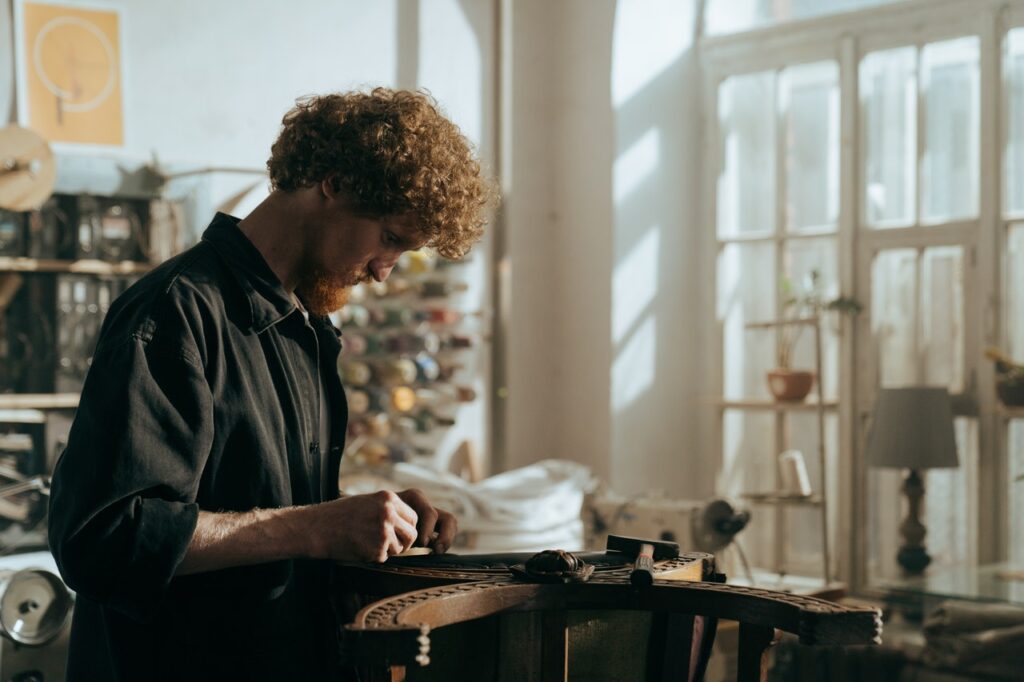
(335, 549, 881, 681)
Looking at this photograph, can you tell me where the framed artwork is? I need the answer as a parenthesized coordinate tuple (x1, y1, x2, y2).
(12, 0, 124, 146)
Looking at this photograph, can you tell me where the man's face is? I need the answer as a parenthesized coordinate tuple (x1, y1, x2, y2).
(295, 204, 425, 315)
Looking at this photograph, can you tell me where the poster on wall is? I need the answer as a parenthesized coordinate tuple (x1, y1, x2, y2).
(13, 0, 124, 146)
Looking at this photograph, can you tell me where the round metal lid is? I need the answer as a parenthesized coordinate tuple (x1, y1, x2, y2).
(0, 568, 72, 646)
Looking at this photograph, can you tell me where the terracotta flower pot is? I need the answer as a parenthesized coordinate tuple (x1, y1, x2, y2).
(767, 369, 815, 402)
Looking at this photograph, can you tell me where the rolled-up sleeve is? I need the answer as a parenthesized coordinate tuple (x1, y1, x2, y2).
(49, 323, 214, 622)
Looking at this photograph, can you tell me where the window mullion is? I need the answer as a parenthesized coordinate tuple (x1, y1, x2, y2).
(977, 4, 1003, 564)
(915, 45, 924, 228)
(839, 34, 861, 590)
(773, 69, 788, 576)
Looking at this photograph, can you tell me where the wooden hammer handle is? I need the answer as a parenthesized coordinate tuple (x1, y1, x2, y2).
(630, 542, 655, 587)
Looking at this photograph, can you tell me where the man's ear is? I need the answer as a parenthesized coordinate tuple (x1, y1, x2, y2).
(321, 177, 339, 201)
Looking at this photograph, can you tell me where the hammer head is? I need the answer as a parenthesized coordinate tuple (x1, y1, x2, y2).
(606, 534, 679, 560)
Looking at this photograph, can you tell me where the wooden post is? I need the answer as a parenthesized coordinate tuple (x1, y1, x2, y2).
(541, 610, 568, 682)
(736, 623, 776, 682)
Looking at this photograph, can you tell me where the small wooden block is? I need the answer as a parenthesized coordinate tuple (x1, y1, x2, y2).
(397, 547, 433, 557)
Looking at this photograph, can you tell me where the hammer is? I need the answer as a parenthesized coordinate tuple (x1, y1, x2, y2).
(606, 534, 680, 587)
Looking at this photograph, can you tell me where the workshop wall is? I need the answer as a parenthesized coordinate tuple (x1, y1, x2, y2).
(502, 0, 711, 499)
(1, 0, 714, 500)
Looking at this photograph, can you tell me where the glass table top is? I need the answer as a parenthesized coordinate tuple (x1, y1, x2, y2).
(875, 563, 1024, 606)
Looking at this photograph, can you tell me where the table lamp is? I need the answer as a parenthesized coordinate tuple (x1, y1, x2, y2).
(866, 387, 959, 576)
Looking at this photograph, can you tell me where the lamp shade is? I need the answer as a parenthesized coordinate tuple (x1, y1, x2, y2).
(866, 387, 959, 469)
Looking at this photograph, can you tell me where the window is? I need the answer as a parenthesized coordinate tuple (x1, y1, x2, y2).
(703, 0, 1015, 591)
(715, 61, 841, 578)
(705, 0, 911, 37)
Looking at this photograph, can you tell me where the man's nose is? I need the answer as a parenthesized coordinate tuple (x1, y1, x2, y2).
(370, 260, 396, 282)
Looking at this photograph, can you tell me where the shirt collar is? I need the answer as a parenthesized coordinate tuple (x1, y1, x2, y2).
(201, 213, 297, 333)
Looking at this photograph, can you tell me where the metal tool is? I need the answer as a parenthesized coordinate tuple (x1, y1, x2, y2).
(606, 534, 679, 587)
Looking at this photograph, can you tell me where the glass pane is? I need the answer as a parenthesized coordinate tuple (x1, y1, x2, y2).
(920, 247, 965, 391)
(718, 242, 776, 400)
(921, 37, 980, 223)
(783, 238, 839, 400)
(871, 247, 965, 391)
(867, 467, 903, 580)
(781, 62, 840, 233)
(924, 417, 976, 567)
(1004, 29, 1024, 217)
(1011, 420, 1024, 565)
(718, 72, 775, 238)
(872, 249, 919, 386)
(783, 413, 839, 577)
(722, 409, 776, 569)
(706, 0, 910, 36)
(1008, 225, 1024, 361)
(861, 47, 916, 228)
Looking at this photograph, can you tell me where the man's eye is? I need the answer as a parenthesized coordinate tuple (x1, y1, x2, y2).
(384, 231, 398, 246)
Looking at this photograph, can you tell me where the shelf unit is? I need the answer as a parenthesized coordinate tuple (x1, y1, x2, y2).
(997, 404, 1024, 420)
(0, 257, 153, 275)
(717, 399, 838, 413)
(736, 316, 832, 584)
(740, 492, 824, 507)
(0, 394, 79, 410)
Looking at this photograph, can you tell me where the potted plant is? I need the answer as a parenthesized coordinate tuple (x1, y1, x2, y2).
(768, 271, 862, 402)
(985, 347, 1024, 407)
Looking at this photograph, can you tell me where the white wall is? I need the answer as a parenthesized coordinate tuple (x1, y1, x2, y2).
(2, 0, 714, 500)
(2, 0, 492, 175)
(503, 0, 712, 498)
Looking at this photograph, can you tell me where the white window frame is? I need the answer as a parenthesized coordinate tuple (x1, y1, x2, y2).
(699, 0, 1016, 591)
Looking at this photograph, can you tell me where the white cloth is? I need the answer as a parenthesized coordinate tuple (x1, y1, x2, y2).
(345, 459, 595, 552)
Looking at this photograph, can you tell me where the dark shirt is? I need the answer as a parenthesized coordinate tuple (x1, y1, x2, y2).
(48, 213, 348, 681)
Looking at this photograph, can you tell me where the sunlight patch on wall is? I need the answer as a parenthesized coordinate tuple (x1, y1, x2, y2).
(614, 127, 660, 204)
(419, 0, 482, 146)
(613, 225, 660, 345)
(611, 0, 695, 107)
(612, 315, 656, 412)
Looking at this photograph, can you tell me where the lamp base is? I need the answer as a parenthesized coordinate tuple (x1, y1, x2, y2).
(897, 469, 930, 577)
(897, 545, 931, 575)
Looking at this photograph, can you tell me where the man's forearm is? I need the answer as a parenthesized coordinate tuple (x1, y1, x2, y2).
(175, 506, 317, 575)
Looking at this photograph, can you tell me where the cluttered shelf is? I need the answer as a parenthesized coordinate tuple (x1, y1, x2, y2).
(716, 399, 838, 412)
(0, 257, 153, 275)
(0, 393, 79, 410)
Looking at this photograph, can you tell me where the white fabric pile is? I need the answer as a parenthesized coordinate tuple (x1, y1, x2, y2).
(347, 459, 595, 553)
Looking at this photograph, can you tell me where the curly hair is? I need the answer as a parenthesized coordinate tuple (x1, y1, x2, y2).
(267, 88, 496, 259)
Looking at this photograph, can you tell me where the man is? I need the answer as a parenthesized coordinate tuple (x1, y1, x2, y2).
(48, 88, 495, 681)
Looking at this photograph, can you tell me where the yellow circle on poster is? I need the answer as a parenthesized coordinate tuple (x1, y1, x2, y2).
(32, 16, 117, 113)
(19, 2, 124, 146)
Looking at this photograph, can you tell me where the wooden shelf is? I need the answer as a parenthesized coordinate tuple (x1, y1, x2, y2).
(745, 317, 820, 330)
(717, 399, 838, 412)
(741, 492, 824, 507)
(0, 257, 153, 275)
(0, 394, 79, 410)
(998, 404, 1024, 419)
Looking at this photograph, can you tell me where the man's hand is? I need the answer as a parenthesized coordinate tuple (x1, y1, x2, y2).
(396, 488, 457, 554)
(304, 488, 456, 562)
(176, 489, 459, 575)
(306, 490, 419, 563)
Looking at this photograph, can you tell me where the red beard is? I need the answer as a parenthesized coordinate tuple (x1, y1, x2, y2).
(296, 268, 353, 315)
